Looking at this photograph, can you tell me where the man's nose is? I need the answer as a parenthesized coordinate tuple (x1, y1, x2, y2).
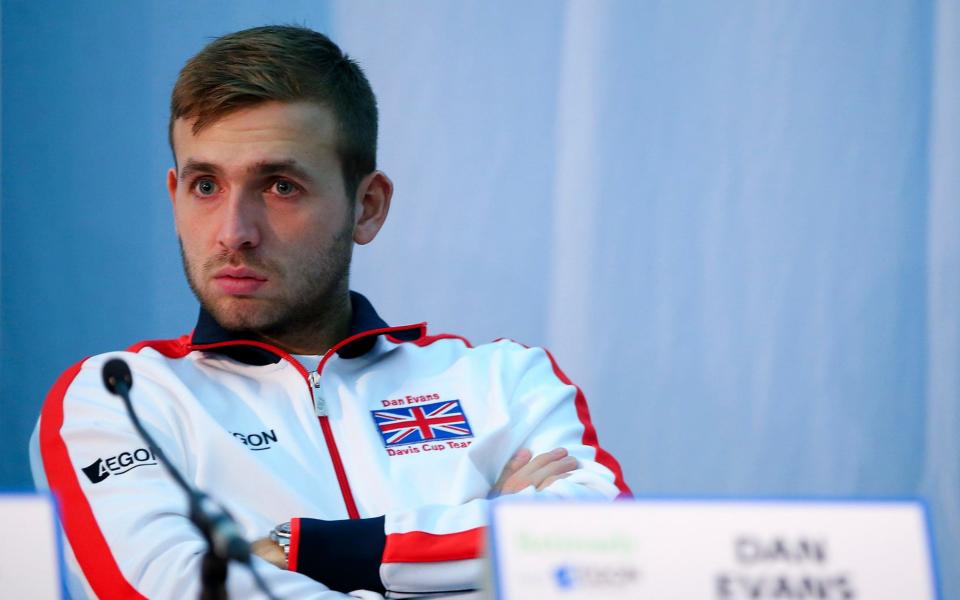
(217, 192, 262, 250)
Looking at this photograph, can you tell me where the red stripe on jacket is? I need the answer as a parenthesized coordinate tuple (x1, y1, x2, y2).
(541, 348, 632, 497)
(382, 528, 485, 563)
(39, 359, 148, 599)
(288, 517, 302, 572)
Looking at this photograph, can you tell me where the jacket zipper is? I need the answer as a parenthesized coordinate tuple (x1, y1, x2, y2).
(306, 364, 358, 519)
(187, 339, 358, 518)
(308, 370, 326, 416)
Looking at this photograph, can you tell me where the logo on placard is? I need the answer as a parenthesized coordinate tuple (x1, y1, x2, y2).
(551, 563, 642, 591)
(555, 565, 576, 589)
(81, 448, 157, 484)
(372, 399, 473, 448)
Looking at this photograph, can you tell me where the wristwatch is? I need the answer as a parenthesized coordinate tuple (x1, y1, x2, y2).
(270, 521, 292, 569)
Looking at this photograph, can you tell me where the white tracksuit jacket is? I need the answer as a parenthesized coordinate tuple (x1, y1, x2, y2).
(30, 293, 630, 599)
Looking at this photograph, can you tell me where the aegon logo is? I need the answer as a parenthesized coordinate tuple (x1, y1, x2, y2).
(82, 448, 157, 484)
(231, 429, 279, 451)
(554, 564, 642, 591)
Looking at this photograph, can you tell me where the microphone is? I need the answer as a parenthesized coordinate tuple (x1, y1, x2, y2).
(102, 359, 132, 395)
(101, 358, 277, 599)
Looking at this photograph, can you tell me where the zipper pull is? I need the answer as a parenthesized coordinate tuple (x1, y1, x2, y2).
(308, 371, 326, 416)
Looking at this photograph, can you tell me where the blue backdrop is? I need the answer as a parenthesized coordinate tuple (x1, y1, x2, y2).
(2, 0, 957, 594)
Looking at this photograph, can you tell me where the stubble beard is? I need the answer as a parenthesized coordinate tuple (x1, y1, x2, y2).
(179, 227, 354, 343)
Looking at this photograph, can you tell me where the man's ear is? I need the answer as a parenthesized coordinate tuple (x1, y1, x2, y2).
(166, 168, 179, 234)
(352, 171, 393, 245)
(166, 168, 178, 204)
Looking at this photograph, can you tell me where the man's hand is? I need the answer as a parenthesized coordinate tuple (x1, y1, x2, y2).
(251, 537, 287, 569)
(491, 447, 579, 496)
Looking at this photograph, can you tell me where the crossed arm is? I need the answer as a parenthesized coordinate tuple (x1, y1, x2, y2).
(251, 447, 579, 569)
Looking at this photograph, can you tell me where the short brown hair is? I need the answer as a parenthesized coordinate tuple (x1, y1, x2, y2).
(170, 25, 378, 199)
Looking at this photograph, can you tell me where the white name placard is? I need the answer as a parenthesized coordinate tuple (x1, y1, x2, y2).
(0, 493, 63, 599)
(488, 499, 938, 600)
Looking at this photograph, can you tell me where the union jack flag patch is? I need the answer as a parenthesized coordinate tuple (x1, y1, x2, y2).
(372, 399, 474, 448)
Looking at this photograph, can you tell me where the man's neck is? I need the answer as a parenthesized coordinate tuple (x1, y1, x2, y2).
(255, 295, 353, 356)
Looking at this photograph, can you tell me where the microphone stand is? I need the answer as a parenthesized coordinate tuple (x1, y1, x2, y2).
(200, 549, 227, 600)
(102, 358, 277, 600)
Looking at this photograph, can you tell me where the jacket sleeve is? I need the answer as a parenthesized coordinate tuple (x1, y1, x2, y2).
(292, 342, 630, 598)
(30, 353, 356, 600)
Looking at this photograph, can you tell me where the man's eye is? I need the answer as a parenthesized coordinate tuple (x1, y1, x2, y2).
(194, 178, 219, 196)
(271, 179, 299, 196)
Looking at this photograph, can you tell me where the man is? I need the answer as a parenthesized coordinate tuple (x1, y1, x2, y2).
(30, 25, 629, 598)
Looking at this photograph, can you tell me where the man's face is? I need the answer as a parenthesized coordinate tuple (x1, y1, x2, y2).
(168, 101, 356, 337)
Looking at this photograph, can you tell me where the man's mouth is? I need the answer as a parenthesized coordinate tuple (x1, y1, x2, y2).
(212, 266, 268, 295)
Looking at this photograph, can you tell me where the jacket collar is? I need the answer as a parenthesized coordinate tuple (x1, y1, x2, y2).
(189, 291, 424, 365)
